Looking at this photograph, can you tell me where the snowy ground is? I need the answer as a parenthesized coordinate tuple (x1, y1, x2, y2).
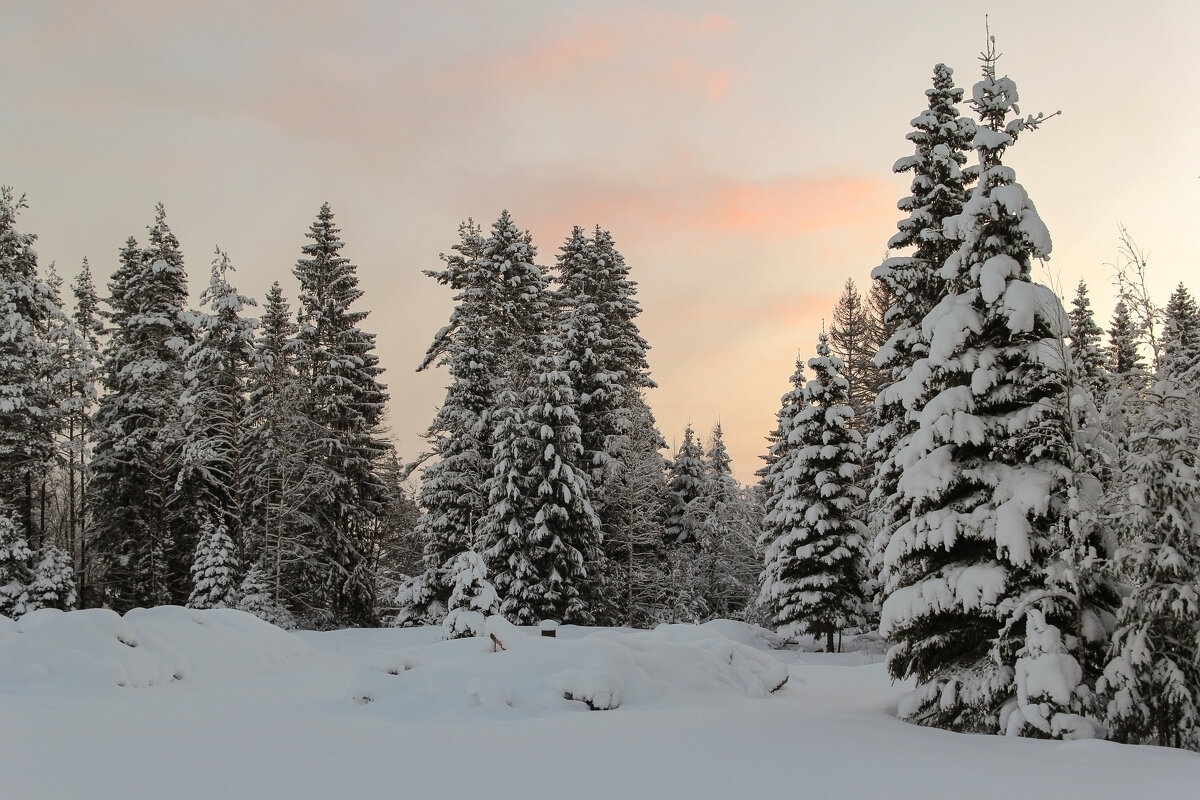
(1, 608, 1195, 799)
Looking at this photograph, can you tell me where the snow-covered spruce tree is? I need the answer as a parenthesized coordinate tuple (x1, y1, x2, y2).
(868, 64, 974, 606)
(1160, 283, 1200, 391)
(289, 203, 388, 627)
(64, 260, 102, 602)
(481, 344, 602, 626)
(0, 189, 61, 545)
(407, 220, 494, 623)
(30, 541, 77, 611)
(89, 205, 193, 610)
(188, 517, 239, 609)
(829, 279, 881, 430)
(442, 549, 499, 639)
(554, 225, 657, 624)
(760, 334, 865, 650)
(1107, 299, 1145, 379)
(408, 212, 549, 623)
(681, 423, 761, 621)
(0, 500, 34, 617)
(177, 249, 257, 605)
(1099, 372, 1200, 750)
(664, 424, 706, 545)
(1067, 281, 1111, 401)
(879, 42, 1089, 735)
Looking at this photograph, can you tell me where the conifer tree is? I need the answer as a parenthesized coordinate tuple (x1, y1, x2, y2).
(241, 281, 317, 612)
(409, 221, 494, 619)
(1100, 373, 1200, 750)
(1108, 299, 1145, 378)
(442, 549, 499, 638)
(0, 189, 61, 545)
(664, 424, 706, 545)
(554, 225, 657, 624)
(177, 249, 257, 586)
(188, 517, 239, 609)
(89, 205, 193, 610)
(1160, 283, 1200, 390)
(480, 343, 602, 625)
(868, 64, 974, 608)
(289, 203, 388, 627)
(760, 334, 865, 650)
(688, 422, 761, 620)
(0, 501, 35, 617)
(65, 260, 101, 601)
(829, 279, 880, 429)
(879, 42, 1084, 734)
(1067, 281, 1111, 400)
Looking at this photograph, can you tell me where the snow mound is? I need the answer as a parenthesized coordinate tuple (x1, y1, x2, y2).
(0, 606, 311, 694)
(345, 621, 790, 720)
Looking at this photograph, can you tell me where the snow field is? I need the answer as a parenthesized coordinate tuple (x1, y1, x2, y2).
(1, 609, 1196, 799)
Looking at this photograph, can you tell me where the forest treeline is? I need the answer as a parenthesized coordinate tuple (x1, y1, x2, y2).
(2, 43, 1198, 750)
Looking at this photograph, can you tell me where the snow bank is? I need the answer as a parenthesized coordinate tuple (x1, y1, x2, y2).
(0, 606, 311, 694)
(346, 617, 789, 721)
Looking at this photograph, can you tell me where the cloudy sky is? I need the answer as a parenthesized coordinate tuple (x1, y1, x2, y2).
(5, 0, 1198, 481)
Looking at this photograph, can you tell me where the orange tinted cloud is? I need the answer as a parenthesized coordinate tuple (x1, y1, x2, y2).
(521, 171, 894, 244)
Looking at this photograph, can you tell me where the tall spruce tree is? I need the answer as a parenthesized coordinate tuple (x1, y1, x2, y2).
(409, 221, 495, 620)
(89, 205, 193, 610)
(868, 64, 975, 608)
(481, 343, 603, 625)
(664, 424, 706, 546)
(241, 281, 317, 617)
(1160, 283, 1200, 390)
(65, 260, 102, 602)
(289, 203, 388, 627)
(177, 249, 256, 608)
(0, 189, 61, 546)
(1108, 299, 1145, 379)
(760, 334, 865, 650)
(1067, 281, 1111, 400)
(829, 279, 880, 429)
(878, 42, 1086, 735)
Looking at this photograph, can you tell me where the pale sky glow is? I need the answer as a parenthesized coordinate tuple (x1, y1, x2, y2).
(5, 0, 1198, 481)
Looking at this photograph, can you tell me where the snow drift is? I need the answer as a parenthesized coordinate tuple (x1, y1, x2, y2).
(346, 617, 790, 721)
(0, 605, 311, 693)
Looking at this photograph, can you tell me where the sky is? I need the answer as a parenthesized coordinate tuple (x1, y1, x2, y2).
(3, 0, 1198, 482)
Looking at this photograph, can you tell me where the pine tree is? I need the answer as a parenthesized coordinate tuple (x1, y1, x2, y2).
(241, 281, 318, 614)
(879, 42, 1083, 734)
(187, 517, 239, 609)
(442, 549, 499, 639)
(554, 225, 657, 623)
(1100, 374, 1200, 750)
(760, 334, 865, 650)
(0, 189, 61, 546)
(829, 279, 880, 429)
(1108, 299, 1145, 378)
(410, 221, 494, 619)
(664, 424, 706, 545)
(89, 205, 193, 610)
(481, 344, 602, 625)
(688, 422, 761, 620)
(290, 203, 388, 627)
(1067, 281, 1111, 400)
(65, 260, 102, 602)
(1160, 283, 1200, 390)
(868, 64, 974, 616)
(0, 501, 34, 617)
(602, 392, 671, 626)
(177, 249, 257, 592)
